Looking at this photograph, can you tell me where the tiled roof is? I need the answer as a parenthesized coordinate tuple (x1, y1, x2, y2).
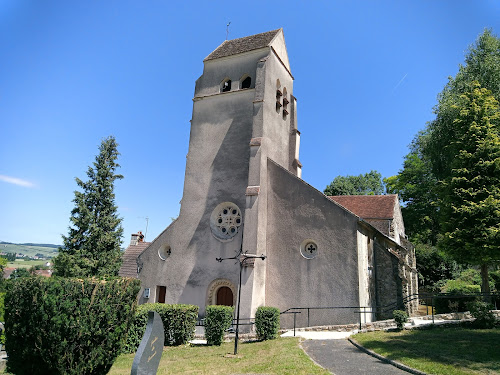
(205, 29, 281, 61)
(3, 267, 15, 279)
(34, 269, 52, 277)
(119, 242, 150, 278)
(328, 195, 398, 220)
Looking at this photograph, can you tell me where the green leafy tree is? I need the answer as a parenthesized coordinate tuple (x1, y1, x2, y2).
(413, 243, 461, 290)
(9, 268, 31, 279)
(54, 136, 124, 277)
(436, 83, 500, 295)
(324, 170, 384, 196)
(0, 257, 7, 292)
(385, 133, 440, 245)
(425, 29, 500, 180)
(2, 253, 16, 262)
(387, 30, 500, 295)
(0, 257, 6, 275)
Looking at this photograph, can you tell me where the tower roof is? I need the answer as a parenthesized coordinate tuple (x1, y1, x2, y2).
(204, 29, 282, 61)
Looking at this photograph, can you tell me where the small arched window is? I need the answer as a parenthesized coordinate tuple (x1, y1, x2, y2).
(240, 75, 251, 89)
(220, 78, 232, 93)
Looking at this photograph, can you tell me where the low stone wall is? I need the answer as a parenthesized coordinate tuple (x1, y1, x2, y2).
(278, 318, 397, 333)
(278, 310, 500, 333)
(417, 310, 500, 321)
(195, 310, 500, 339)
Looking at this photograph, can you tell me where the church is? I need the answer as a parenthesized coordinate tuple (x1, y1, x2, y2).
(119, 29, 418, 329)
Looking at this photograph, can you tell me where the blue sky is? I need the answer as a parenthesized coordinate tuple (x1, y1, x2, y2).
(1, 1, 499, 245)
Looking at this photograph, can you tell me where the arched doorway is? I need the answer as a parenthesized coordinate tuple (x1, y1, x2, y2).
(206, 279, 236, 307)
(216, 286, 233, 306)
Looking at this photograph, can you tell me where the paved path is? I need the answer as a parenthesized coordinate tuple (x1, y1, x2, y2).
(301, 339, 410, 375)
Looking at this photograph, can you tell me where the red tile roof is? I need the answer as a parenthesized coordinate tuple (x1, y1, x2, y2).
(3, 267, 15, 279)
(34, 269, 52, 277)
(328, 195, 398, 220)
(119, 242, 150, 278)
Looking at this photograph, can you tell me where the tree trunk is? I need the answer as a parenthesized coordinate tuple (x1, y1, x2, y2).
(480, 263, 491, 303)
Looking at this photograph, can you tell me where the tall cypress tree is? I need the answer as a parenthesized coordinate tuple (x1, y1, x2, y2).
(439, 83, 500, 295)
(54, 136, 124, 277)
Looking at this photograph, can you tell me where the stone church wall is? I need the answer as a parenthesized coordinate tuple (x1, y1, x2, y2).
(373, 239, 404, 319)
(265, 159, 361, 328)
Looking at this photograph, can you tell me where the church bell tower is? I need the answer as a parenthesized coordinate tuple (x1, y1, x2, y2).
(137, 29, 300, 322)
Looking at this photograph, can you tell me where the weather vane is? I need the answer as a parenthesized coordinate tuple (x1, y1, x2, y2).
(226, 21, 231, 40)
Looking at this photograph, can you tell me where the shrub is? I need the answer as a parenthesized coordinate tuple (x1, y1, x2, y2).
(467, 301, 496, 329)
(434, 280, 480, 313)
(0, 292, 5, 321)
(204, 305, 234, 346)
(255, 306, 280, 340)
(393, 310, 408, 330)
(5, 276, 140, 375)
(124, 303, 198, 352)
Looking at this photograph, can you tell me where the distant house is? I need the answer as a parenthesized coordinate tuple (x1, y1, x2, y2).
(3, 267, 15, 279)
(34, 269, 52, 277)
(119, 232, 150, 279)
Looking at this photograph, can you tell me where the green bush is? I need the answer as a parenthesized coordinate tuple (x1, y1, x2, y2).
(434, 280, 480, 313)
(204, 305, 234, 346)
(123, 303, 198, 352)
(467, 301, 496, 329)
(255, 306, 280, 340)
(5, 276, 140, 375)
(491, 270, 500, 292)
(0, 292, 5, 322)
(393, 310, 408, 330)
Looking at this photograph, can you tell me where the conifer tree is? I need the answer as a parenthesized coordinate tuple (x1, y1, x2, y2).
(54, 136, 124, 277)
(386, 30, 500, 293)
(438, 83, 500, 295)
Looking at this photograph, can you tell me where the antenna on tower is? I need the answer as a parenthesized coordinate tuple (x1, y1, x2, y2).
(226, 21, 231, 40)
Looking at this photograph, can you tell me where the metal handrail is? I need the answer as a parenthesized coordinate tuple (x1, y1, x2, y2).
(280, 292, 500, 331)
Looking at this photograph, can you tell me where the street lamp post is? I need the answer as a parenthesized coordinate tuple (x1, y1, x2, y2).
(216, 248, 266, 355)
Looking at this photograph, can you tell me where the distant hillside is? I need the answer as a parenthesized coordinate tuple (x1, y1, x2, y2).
(20, 243, 59, 249)
(0, 242, 60, 258)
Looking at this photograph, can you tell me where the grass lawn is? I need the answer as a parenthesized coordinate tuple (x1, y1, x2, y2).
(108, 337, 330, 375)
(352, 326, 500, 375)
(7, 260, 47, 269)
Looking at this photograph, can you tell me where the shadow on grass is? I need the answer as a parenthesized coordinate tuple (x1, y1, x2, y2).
(358, 327, 500, 373)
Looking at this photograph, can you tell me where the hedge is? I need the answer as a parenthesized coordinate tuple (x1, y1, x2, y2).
(123, 303, 198, 353)
(204, 305, 234, 346)
(5, 276, 140, 375)
(255, 306, 280, 340)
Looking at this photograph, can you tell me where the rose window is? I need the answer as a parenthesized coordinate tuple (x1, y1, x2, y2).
(210, 202, 242, 241)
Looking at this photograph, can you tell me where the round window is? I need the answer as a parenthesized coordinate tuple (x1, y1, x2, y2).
(300, 239, 318, 259)
(210, 202, 242, 241)
(158, 245, 171, 261)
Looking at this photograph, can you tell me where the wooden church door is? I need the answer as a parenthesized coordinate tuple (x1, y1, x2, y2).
(216, 286, 233, 306)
